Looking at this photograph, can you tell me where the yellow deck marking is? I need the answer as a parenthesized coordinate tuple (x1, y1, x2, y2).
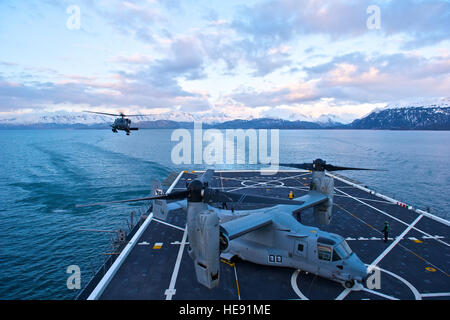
(220, 259, 241, 299)
(153, 242, 163, 249)
(220, 259, 235, 267)
(335, 203, 378, 232)
(235, 277, 241, 299)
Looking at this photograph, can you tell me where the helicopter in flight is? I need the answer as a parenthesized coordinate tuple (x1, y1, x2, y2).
(83, 111, 147, 135)
(76, 160, 378, 289)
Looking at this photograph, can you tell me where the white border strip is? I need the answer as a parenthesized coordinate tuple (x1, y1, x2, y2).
(87, 170, 185, 300)
(87, 212, 154, 300)
(421, 292, 450, 298)
(166, 171, 185, 194)
(164, 225, 188, 300)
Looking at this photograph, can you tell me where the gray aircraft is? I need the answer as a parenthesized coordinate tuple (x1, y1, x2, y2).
(83, 111, 145, 135)
(76, 160, 377, 289)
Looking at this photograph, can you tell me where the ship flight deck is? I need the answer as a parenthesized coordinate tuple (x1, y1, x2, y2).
(80, 170, 450, 300)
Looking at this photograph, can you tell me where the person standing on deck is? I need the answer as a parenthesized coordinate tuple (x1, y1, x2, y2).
(382, 221, 390, 242)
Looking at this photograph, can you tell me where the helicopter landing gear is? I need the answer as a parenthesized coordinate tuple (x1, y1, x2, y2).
(344, 280, 355, 288)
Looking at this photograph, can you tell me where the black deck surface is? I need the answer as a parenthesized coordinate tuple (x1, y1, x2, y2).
(96, 171, 449, 300)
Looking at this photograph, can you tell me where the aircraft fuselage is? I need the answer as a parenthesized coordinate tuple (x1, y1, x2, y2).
(111, 118, 139, 135)
(218, 206, 367, 286)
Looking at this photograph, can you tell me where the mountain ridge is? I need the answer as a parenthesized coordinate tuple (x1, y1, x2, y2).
(1, 101, 449, 130)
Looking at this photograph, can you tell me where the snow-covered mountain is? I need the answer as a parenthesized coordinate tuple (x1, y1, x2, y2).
(315, 114, 353, 126)
(348, 99, 450, 130)
(0, 110, 235, 128)
(0, 111, 111, 126)
(384, 98, 450, 110)
(1, 99, 449, 130)
(0, 109, 339, 128)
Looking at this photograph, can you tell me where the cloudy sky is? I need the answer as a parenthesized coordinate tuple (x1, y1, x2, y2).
(0, 0, 449, 122)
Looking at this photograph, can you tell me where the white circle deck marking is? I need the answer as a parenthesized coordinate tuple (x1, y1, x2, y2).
(290, 270, 309, 300)
(241, 180, 285, 188)
(290, 266, 421, 300)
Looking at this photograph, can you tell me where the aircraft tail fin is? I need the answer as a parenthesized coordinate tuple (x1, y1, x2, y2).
(150, 180, 169, 220)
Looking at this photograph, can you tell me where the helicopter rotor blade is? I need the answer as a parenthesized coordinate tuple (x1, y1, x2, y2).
(155, 190, 190, 200)
(323, 164, 384, 171)
(83, 110, 121, 117)
(75, 190, 189, 208)
(278, 163, 314, 170)
(279, 161, 383, 172)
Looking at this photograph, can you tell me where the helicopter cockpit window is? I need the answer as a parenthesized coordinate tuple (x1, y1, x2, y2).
(332, 250, 341, 261)
(334, 241, 353, 260)
(317, 244, 332, 261)
(317, 237, 335, 245)
(342, 241, 352, 255)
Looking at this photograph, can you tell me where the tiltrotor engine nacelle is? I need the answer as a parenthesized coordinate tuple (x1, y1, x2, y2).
(311, 171, 334, 225)
(187, 204, 220, 289)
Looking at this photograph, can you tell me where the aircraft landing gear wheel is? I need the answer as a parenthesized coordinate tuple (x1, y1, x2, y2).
(344, 280, 355, 288)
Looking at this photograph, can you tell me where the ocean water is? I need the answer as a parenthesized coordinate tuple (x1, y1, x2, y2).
(0, 129, 449, 299)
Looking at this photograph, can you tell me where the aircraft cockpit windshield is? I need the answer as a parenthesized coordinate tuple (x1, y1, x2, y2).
(333, 241, 353, 260)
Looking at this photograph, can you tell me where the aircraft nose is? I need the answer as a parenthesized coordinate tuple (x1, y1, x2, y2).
(348, 254, 367, 281)
(359, 264, 368, 281)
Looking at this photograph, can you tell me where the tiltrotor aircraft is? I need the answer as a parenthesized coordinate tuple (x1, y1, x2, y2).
(83, 111, 146, 135)
(77, 159, 377, 289)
